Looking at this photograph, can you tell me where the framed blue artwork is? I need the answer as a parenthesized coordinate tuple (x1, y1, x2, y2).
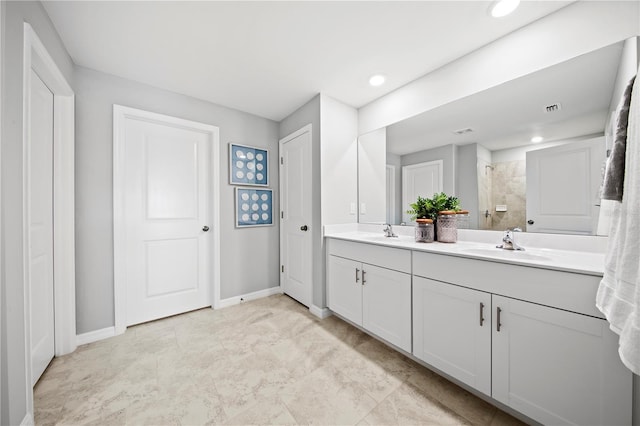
(235, 188, 274, 227)
(229, 143, 269, 186)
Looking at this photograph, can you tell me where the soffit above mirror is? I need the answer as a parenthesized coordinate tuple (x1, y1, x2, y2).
(386, 42, 624, 155)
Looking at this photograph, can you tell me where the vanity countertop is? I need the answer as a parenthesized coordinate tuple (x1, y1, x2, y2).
(324, 229, 606, 277)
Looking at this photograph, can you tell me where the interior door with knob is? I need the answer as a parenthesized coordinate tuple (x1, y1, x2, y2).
(280, 125, 312, 307)
(28, 69, 55, 385)
(120, 110, 212, 326)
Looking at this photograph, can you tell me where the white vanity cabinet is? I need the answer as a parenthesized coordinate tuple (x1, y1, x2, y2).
(413, 277, 492, 396)
(492, 295, 631, 426)
(412, 251, 632, 426)
(327, 239, 412, 352)
(327, 255, 363, 325)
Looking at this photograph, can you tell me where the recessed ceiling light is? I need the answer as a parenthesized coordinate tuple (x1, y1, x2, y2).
(531, 136, 544, 143)
(369, 74, 386, 87)
(490, 0, 520, 17)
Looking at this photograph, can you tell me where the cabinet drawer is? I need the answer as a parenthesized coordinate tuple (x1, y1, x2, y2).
(327, 238, 411, 273)
(412, 251, 603, 318)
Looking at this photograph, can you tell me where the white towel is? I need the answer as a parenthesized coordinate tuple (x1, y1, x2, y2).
(596, 67, 640, 375)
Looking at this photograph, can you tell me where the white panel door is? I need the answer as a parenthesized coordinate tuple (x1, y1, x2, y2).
(327, 255, 362, 326)
(526, 137, 604, 234)
(402, 160, 443, 223)
(413, 277, 491, 395)
(280, 127, 312, 307)
(123, 117, 211, 326)
(28, 70, 55, 385)
(362, 264, 411, 352)
(492, 295, 632, 426)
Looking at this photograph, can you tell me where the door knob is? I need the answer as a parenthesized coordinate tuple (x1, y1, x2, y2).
(527, 220, 534, 225)
(202, 226, 210, 232)
(300, 225, 308, 231)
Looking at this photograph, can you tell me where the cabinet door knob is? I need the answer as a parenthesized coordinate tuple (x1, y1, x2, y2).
(355, 268, 360, 283)
(527, 220, 534, 225)
(202, 226, 210, 232)
(300, 225, 308, 231)
(496, 307, 502, 332)
(362, 270, 366, 285)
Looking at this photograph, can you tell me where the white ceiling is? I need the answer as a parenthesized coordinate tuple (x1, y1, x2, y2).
(42, 1, 572, 122)
(386, 41, 624, 155)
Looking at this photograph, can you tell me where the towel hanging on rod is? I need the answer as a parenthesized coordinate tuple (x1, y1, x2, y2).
(596, 67, 640, 375)
(602, 76, 635, 201)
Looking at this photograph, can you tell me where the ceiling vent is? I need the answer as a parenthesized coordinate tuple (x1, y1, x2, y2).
(544, 102, 562, 113)
(453, 127, 474, 135)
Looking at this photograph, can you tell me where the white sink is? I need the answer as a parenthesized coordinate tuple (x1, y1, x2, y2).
(359, 234, 412, 243)
(461, 247, 552, 262)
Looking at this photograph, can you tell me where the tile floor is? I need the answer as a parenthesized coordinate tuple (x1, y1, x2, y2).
(34, 294, 526, 425)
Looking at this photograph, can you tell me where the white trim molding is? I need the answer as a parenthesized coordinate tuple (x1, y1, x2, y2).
(218, 286, 283, 309)
(113, 105, 221, 335)
(310, 305, 332, 319)
(22, 22, 76, 419)
(76, 327, 117, 346)
(20, 413, 34, 426)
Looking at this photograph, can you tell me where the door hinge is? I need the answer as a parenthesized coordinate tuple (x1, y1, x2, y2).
(281, 265, 284, 273)
(280, 157, 284, 165)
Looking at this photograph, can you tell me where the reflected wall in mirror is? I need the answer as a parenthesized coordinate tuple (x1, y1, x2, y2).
(358, 38, 639, 235)
(358, 128, 386, 223)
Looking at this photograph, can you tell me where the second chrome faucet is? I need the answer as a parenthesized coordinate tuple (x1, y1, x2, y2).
(497, 227, 525, 251)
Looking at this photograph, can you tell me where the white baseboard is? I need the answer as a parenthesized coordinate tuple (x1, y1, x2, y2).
(76, 326, 116, 346)
(20, 413, 34, 426)
(218, 286, 282, 309)
(309, 305, 332, 319)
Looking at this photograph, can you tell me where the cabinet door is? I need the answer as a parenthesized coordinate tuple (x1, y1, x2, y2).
(362, 264, 411, 352)
(413, 277, 491, 395)
(327, 255, 362, 326)
(492, 295, 632, 426)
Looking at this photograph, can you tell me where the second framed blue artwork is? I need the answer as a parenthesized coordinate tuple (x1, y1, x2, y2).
(236, 188, 273, 227)
(229, 143, 268, 186)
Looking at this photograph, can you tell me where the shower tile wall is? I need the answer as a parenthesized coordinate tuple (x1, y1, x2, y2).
(490, 160, 526, 231)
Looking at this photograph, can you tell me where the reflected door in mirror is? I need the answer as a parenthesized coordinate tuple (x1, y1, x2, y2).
(526, 137, 604, 235)
(402, 160, 443, 223)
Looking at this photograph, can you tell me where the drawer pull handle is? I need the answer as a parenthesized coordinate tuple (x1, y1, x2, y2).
(479, 302, 485, 326)
(497, 307, 502, 332)
(355, 268, 360, 283)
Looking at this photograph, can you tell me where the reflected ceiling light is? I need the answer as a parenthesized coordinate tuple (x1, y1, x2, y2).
(531, 136, 544, 143)
(369, 74, 386, 87)
(490, 0, 520, 17)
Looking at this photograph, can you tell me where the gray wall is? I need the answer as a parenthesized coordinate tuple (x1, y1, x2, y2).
(74, 66, 280, 333)
(456, 144, 480, 229)
(278, 95, 324, 307)
(1, 2, 75, 424)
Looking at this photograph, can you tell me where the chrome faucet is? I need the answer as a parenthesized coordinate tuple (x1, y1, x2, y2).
(497, 227, 525, 251)
(383, 223, 398, 238)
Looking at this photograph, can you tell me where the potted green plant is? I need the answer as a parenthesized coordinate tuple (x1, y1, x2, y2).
(407, 196, 432, 221)
(407, 192, 460, 221)
(407, 192, 461, 242)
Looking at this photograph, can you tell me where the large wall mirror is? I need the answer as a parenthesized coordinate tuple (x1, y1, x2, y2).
(358, 38, 638, 235)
